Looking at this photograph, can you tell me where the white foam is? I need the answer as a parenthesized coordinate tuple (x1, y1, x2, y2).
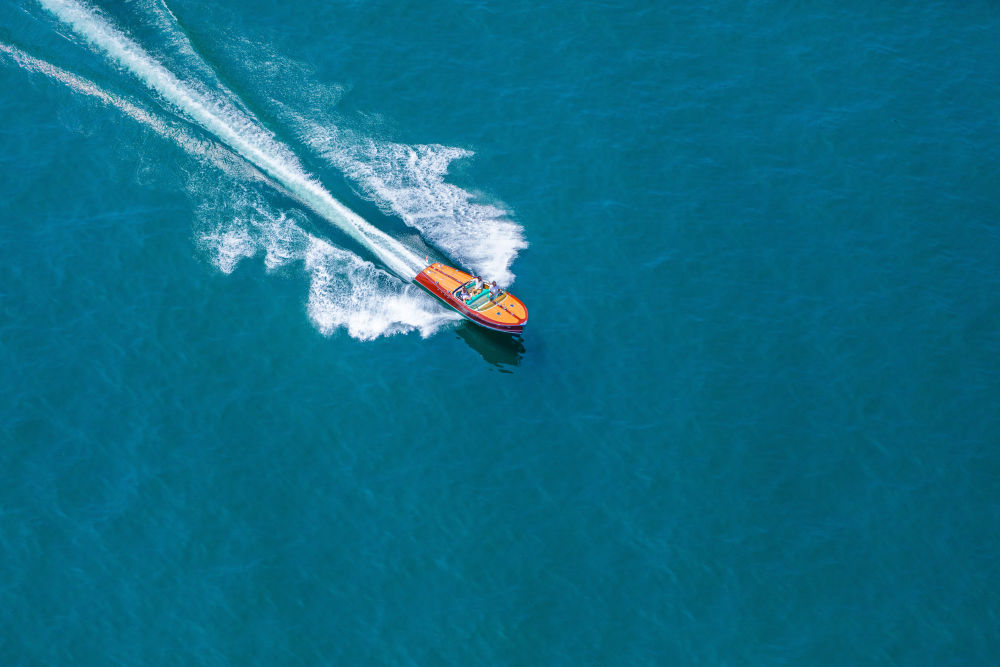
(215, 33, 348, 112)
(296, 122, 528, 286)
(1, 40, 455, 341)
(128, 0, 245, 107)
(37, 0, 425, 280)
(192, 185, 459, 339)
(200, 223, 256, 275)
(190, 31, 526, 285)
(304, 240, 459, 340)
(0, 41, 257, 182)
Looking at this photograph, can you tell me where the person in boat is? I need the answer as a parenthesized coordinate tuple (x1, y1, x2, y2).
(489, 281, 500, 300)
(472, 275, 483, 292)
(457, 285, 470, 302)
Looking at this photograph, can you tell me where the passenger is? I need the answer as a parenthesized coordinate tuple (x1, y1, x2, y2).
(457, 286, 469, 302)
(472, 275, 483, 291)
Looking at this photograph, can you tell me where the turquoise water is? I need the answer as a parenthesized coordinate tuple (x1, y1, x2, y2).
(2, 0, 998, 663)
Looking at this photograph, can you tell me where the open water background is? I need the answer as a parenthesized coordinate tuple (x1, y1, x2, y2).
(1, 1, 998, 664)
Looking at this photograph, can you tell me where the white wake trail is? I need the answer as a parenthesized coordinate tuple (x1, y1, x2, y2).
(297, 122, 528, 286)
(1, 41, 457, 339)
(37, 0, 425, 280)
(193, 184, 459, 340)
(0, 40, 243, 177)
(138, 17, 527, 286)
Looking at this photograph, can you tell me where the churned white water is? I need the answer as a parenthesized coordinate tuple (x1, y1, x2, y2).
(38, 0, 425, 280)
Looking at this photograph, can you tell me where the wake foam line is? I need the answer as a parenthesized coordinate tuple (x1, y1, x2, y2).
(117, 4, 524, 286)
(0, 43, 457, 340)
(38, 0, 425, 279)
(0, 41, 253, 180)
(296, 120, 527, 286)
(193, 188, 460, 339)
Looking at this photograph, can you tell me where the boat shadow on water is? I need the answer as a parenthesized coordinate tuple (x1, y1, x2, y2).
(454, 323, 525, 372)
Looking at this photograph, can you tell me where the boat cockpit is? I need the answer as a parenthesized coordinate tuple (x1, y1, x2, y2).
(454, 281, 502, 309)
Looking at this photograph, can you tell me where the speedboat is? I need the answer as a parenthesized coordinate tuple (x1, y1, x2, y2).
(415, 262, 528, 334)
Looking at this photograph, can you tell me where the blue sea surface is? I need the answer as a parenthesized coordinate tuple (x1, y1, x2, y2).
(1, 1, 998, 664)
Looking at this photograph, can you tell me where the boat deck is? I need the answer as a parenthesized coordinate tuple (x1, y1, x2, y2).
(416, 263, 528, 333)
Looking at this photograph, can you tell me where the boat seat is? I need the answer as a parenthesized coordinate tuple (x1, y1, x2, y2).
(466, 290, 492, 307)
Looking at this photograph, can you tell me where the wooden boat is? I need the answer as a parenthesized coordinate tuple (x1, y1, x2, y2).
(414, 262, 528, 334)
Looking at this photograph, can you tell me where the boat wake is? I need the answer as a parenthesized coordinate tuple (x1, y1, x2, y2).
(192, 176, 457, 339)
(36, 0, 425, 280)
(297, 124, 527, 286)
(0, 41, 246, 181)
(180, 19, 528, 286)
(4, 0, 520, 339)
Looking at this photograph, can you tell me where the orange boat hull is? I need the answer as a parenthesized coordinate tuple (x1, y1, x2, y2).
(414, 263, 528, 334)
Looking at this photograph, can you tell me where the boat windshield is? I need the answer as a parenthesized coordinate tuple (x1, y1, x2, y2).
(453, 280, 477, 297)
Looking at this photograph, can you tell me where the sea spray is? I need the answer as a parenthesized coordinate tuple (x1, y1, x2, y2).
(37, 0, 425, 280)
(295, 122, 527, 286)
(1, 39, 458, 339)
(193, 183, 458, 339)
(130, 14, 527, 286)
(0, 41, 248, 180)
